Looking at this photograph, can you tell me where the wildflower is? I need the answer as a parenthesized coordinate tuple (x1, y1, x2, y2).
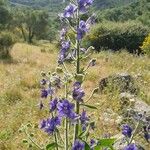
(73, 82, 81, 89)
(72, 82, 85, 102)
(80, 109, 89, 124)
(122, 124, 132, 138)
(90, 139, 96, 149)
(143, 126, 150, 142)
(124, 144, 138, 150)
(40, 117, 61, 135)
(41, 89, 48, 98)
(57, 99, 76, 120)
(47, 87, 54, 96)
(58, 41, 70, 64)
(40, 79, 47, 85)
(77, 20, 90, 40)
(60, 28, 67, 40)
(79, 110, 89, 131)
(77, 0, 94, 12)
(72, 139, 85, 150)
(50, 98, 58, 112)
(63, 3, 77, 18)
(40, 119, 46, 129)
(61, 41, 70, 50)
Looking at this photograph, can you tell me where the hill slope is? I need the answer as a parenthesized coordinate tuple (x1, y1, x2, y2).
(9, 0, 137, 11)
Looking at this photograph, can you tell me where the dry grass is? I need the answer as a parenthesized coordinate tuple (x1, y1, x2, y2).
(0, 43, 149, 149)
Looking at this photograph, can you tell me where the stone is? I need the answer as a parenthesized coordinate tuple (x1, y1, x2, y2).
(99, 73, 139, 94)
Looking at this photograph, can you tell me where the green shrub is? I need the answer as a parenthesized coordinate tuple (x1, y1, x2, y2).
(84, 21, 149, 53)
(0, 32, 15, 58)
(141, 33, 150, 56)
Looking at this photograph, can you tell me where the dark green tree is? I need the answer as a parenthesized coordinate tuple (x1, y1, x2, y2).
(13, 9, 49, 43)
(0, 0, 12, 29)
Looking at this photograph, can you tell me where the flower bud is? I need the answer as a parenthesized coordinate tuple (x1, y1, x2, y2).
(75, 74, 85, 82)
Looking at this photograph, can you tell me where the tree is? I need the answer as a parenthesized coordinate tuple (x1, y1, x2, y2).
(0, 0, 12, 29)
(13, 9, 49, 43)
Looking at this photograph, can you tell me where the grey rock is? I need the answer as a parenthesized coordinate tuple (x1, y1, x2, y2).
(99, 73, 139, 94)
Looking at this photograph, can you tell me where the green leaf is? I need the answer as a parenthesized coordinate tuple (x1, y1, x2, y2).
(84, 141, 91, 150)
(78, 124, 90, 138)
(80, 104, 97, 110)
(46, 143, 57, 150)
(94, 138, 116, 150)
(46, 143, 63, 150)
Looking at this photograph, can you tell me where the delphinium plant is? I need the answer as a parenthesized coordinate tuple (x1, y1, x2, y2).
(20, 0, 149, 150)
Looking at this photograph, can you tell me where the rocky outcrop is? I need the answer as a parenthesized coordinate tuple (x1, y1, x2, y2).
(99, 73, 139, 94)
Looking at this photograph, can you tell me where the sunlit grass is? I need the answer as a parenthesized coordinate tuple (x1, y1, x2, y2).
(0, 43, 149, 149)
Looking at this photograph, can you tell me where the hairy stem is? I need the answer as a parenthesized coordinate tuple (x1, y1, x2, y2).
(65, 118, 69, 150)
(73, 6, 80, 143)
(24, 128, 43, 150)
(65, 83, 69, 150)
(129, 121, 140, 144)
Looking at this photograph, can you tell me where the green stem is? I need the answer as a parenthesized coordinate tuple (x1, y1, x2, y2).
(64, 83, 69, 150)
(73, 6, 80, 143)
(50, 94, 59, 150)
(24, 128, 43, 150)
(54, 132, 59, 150)
(65, 118, 69, 150)
(129, 121, 140, 144)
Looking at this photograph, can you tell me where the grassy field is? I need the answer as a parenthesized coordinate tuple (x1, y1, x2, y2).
(0, 43, 150, 149)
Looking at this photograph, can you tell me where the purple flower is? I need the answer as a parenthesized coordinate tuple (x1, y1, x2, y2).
(40, 119, 47, 129)
(122, 124, 133, 138)
(47, 87, 54, 96)
(77, 20, 89, 40)
(72, 83, 85, 102)
(80, 110, 89, 124)
(61, 41, 70, 50)
(80, 110, 89, 131)
(50, 98, 58, 112)
(124, 144, 137, 150)
(72, 139, 85, 150)
(58, 41, 70, 64)
(143, 126, 150, 142)
(41, 89, 48, 98)
(57, 99, 76, 120)
(73, 82, 81, 89)
(63, 3, 77, 18)
(40, 79, 47, 85)
(90, 139, 96, 149)
(80, 20, 88, 32)
(40, 117, 61, 135)
(144, 132, 150, 142)
(77, 0, 94, 12)
(60, 28, 67, 40)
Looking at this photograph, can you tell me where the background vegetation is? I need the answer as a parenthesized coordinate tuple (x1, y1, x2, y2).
(0, 0, 150, 149)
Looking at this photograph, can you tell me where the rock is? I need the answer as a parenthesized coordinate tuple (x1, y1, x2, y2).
(119, 92, 136, 108)
(113, 133, 127, 150)
(99, 73, 139, 94)
(134, 99, 150, 115)
(113, 134, 146, 150)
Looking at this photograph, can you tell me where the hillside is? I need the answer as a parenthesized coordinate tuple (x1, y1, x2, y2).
(9, 0, 137, 11)
(0, 43, 150, 149)
(97, 0, 150, 22)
